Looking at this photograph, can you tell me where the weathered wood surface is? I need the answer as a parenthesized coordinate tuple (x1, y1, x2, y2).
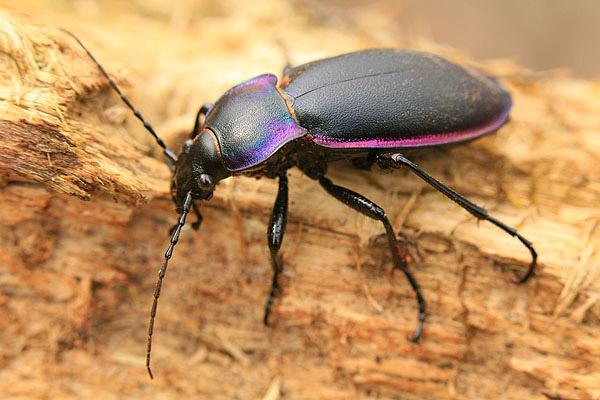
(0, 3, 599, 399)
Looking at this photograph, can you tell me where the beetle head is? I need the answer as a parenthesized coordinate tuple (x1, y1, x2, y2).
(172, 129, 230, 210)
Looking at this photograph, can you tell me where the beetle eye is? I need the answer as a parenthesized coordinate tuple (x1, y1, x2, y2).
(197, 173, 214, 190)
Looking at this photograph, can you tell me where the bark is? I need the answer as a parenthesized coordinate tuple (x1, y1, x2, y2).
(0, 5, 599, 400)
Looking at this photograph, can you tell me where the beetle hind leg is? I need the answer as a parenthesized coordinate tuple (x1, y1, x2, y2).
(378, 152, 537, 282)
(263, 172, 289, 326)
(318, 175, 426, 342)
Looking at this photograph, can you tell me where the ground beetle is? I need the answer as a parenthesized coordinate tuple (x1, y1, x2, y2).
(66, 32, 537, 379)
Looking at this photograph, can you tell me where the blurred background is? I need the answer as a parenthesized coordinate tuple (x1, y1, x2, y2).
(4, 0, 599, 77)
(298, 0, 600, 77)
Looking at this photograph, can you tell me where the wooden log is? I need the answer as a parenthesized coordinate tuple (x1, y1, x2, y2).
(0, 7, 599, 400)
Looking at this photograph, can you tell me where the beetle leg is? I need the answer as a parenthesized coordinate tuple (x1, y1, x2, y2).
(191, 103, 214, 139)
(191, 202, 203, 230)
(263, 172, 289, 326)
(169, 203, 202, 235)
(378, 152, 537, 283)
(351, 151, 379, 170)
(318, 175, 426, 342)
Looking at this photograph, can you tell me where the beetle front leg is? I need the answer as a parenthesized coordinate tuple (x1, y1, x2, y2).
(170, 202, 202, 235)
(378, 152, 537, 282)
(190, 103, 214, 139)
(263, 172, 289, 326)
(191, 202, 203, 230)
(318, 175, 426, 342)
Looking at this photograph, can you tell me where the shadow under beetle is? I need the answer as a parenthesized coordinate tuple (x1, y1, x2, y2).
(66, 32, 537, 379)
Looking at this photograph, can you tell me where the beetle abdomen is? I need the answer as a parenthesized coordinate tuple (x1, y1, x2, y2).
(280, 49, 511, 149)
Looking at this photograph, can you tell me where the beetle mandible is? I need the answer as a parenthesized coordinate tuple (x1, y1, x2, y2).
(66, 32, 537, 379)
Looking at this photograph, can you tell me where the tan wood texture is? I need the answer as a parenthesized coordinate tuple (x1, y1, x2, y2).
(0, 3, 599, 399)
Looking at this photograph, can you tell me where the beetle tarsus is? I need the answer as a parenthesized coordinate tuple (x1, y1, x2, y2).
(317, 175, 426, 342)
(263, 270, 280, 326)
(263, 173, 289, 326)
(410, 310, 426, 342)
(191, 203, 203, 231)
(379, 152, 537, 282)
(487, 215, 537, 283)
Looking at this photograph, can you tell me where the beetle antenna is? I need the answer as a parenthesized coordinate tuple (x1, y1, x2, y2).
(146, 191, 193, 379)
(61, 29, 178, 164)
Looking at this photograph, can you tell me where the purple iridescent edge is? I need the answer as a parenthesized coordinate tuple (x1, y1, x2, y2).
(311, 100, 512, 149)
(223, 73, 278, 95)
(228, 116, 307, 172)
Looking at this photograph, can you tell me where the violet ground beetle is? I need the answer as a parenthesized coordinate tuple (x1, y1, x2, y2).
(65, 32, 537, 379)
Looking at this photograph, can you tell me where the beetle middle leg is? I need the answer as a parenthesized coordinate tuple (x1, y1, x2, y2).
(317, 175, 426, 342)
(263, 172, 289, 326)
(378, 152, 537, 282)
(351, 151, 379, 170)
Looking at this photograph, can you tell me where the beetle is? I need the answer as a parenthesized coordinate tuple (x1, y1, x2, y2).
(66, 32, 536, 379)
